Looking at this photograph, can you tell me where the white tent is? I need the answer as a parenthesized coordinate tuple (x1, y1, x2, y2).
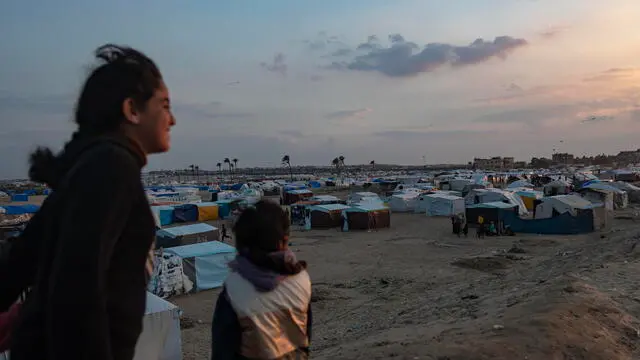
(534, 195, 595, 219)
(464, 188, 528, 215)
(133, 292, 182, 360)
(421, 194, 465, 216)
(388, 192, 419, 212)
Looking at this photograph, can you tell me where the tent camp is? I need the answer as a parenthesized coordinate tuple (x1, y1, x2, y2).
(309, 203, 351, 229)
(133, 292, 182, 360)
(543, 180, 571, 196)
(165, 241, 236, 292)
(610, 181, 640, 203)
(420, 194, 465, 217)
(156, 223, 219, 248)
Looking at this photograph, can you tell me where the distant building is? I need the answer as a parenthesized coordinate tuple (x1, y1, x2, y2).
(616, 149, 640, 166)
(473, 156, 514, 170)
(552, 153, 574, 165)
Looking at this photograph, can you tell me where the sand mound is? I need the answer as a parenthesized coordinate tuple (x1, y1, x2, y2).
(432, 279, 640, 360)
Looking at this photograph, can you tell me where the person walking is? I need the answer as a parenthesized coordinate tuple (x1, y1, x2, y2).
(0, 44, 175, 360)
(211, 200, 312, 359)
(220, 224, 232, 243)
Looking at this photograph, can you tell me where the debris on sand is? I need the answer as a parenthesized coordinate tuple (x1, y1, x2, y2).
(451, 256, 511, 272)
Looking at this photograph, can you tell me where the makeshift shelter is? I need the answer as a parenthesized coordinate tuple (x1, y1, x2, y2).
(464, 188, 528, 215)
(579, 182, 628, 209)
(1, 204, 39, 215)
(421, 194, 465, 217)
(282, 189, 313, 205)
(165, 241, 236, 292)
(132, 292, 182, 360)
(310, 203, 351, 229)
(610, 181, 640, 203)
(151, 205, 174, 228)
(215, 199, 244, 218)
(196, 202, 219, 221)
(507, 180, 534, 189)
(10, 194, 28, 202)
(148, 251, 192, 298)
(309, 195, 341, 204)
(510, 189, 544, 211)
(543, 180, 571, 196)
(348, 192, 381, 204)
(533, 195, 596, 219)
(345, 203, 390, 230)
(578, 188, 615, 211)
(388, 192, 419, 212)
(465, 201, 519, 226)
(156, 223, 219, 248)
(172, 204, 199, 223)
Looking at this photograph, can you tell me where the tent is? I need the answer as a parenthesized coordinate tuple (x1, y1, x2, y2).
(510, 189, 544, 211)
(610, 181, 640, 203)
(156, 223, 219, 248)
(172, 204, 199, 223)
(533, 195, 596, 219)
(507, 180, 534, 189)
(464, 188, 528, 215)
(465, 201, 518, 225)
(345, 203, 390, 230)
(580, 182, 628, 209)
(151, 205, 175, 227)
(196, 202, 219, 221)
(421, 194, 465, 217)
(309, 203, 350, 228)
(578, 188, 615, 211)
(10, 194, 28, 202)
(388, 192, 419, 212)
(543, 180, 571, 196)
(165, 241, 236, 292)
(282, 189, 313, 205)
(132, 292, 182, 360)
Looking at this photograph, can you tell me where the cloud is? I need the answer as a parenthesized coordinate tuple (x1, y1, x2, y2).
(172, 102, 254, 122)
(325, 108, 372, 120)
(0, 93, 74, 115)
(505, 82, 524, 92)
(330, 48, 352, 57)
(583, 67, 638, 82)
(260, 53, 287, 76)
(309, 74, 323, 82)
(538, 25, 569, 39)
(323, 34, 528, 77)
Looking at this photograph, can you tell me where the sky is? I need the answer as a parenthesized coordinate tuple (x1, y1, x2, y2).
(2, 0, 640, 178)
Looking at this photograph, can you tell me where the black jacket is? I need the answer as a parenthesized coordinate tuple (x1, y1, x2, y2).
(4, 133, 156, 360)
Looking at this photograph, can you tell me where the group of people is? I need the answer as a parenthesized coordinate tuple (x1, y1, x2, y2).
(0, 45, 312, 360)
(451, 214, 515, 238)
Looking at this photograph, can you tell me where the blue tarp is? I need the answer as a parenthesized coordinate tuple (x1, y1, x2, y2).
(165, 241, 236, 291)
(215, 200, 234, 218)
(308, 181, 322, 188)
(151, 205, 174, 226)
(11, 194, 28, 202)
(24, 190, 37, 195)
(3, 204, 40, 215)
(172, 204, 198, 223)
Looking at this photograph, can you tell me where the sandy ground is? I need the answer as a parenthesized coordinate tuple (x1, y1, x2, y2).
(174, 206, 640, 360)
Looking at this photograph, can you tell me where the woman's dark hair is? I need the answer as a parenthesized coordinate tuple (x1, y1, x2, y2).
(233, 200, 305, 273)
(29, 44, 163, 185)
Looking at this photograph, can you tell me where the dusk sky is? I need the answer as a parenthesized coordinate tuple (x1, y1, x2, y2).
(2, 0, 640, 178)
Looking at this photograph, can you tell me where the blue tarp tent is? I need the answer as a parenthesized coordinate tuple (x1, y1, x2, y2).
(11, 194, 28, 202)
(308, 181, 322, 188)
(165, 241, 236, 292)
(172, 204, 198, 223)
(2, 204, 40, 215)
(151, 205, 174, 227)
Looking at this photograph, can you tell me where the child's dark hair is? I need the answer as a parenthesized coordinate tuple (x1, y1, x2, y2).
(28, 44, 163, 187)
(233, 200, 305, 273)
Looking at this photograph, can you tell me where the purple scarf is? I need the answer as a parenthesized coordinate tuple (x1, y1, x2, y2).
(229, 250, 300, 292)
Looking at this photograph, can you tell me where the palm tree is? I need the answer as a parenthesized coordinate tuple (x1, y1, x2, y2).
(216, 162, 222, 173)
(369, 160, 375, 170)
(282, 154, 293, 181)
(332, 157, 340, 176)
(223, 158, 231, 174)
(195, 165, 200, 182)
(233, 158, 238, 172)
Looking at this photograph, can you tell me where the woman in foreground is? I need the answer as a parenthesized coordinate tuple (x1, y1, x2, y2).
(2, 44, 175, 359)
(211, 200, 313, 360)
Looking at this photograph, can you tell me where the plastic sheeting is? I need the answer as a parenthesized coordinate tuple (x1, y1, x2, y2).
(423, 194, 465, 216)
(2, 204, 39, 215)
(196, 202, 219, 221)
(166, 241, 236, 292)
(151, 206, 175, 227)
(133, 292, 182, 360)
(11, 194, 28, 202)
(172, 204, 198, 223)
